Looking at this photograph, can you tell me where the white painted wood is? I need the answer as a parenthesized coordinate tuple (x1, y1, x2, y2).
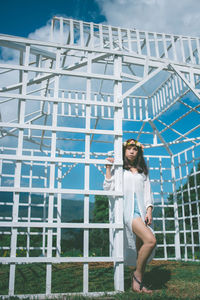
(113, 55, 124, 292)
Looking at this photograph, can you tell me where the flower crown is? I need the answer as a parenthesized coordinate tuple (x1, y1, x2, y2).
(123, 140, 144, 150)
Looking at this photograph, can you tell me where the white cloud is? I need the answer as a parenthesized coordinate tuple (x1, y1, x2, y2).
(28, 23, 52, 42)
(97, 0, 200, 36)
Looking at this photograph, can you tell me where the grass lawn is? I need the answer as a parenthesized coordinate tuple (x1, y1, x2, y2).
(0, 260, 200, 299)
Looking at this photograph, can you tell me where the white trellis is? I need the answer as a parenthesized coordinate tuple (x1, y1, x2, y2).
(0, 17, 200, 298)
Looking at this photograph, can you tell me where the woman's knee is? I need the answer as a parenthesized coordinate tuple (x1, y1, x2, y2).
(145, 236, 156, 249)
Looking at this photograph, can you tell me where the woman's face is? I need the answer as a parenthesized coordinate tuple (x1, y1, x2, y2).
(125, 145, 138, 162)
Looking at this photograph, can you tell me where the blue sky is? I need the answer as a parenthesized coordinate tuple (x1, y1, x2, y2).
(0, 0, 105, 37)
(1, 0, 200, 38)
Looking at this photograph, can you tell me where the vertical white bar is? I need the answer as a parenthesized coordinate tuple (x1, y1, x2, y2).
(174, 75, 179, 96)
(50, 18, 54, 42)
(159, 158, 166, 258)
(75, 92, 79, 116)
(9, 45, 29, 296)
(165, 82, 169, 104)
(43, 162, 48, 257)
(192, 148, 200, 253)
(139, 98, 142, 120)
(60, 17, 63, 45)
(180, 36, 186, 63)
(127, 29, 132, 52)
(82, 92, 85, 117)
(57, 161, 62, 257)
(27, 159, 32, 257)
(178, 154, 184, 260)
(61, 90, 65, 115)
(113, 55, 124, 292)
(133, 98, 136, 120)
(108, 25, 113, 50)
(188, 37, 195, 64)
(189, 69, 195, 88)
(136, 30, 141, 55)
(154, 95, 158, 114)
(178, 76, 183, 92)
(162, 86, 166, 107)
(70, 19, 74, 45)
(145, 32, 150, 56)
(68, 91, 72, 116)
(99, 24, 103, 48)
(185, 151, 194, 259)
(145, 98, 148, 119)
(195, 37, 200, 63)
(171, 76, 176, 98)
(171, 35, 177, 61)
(159, 89, 163, 109)
(154, 33, 159, 58)
(169, 80, 173, 101)
(94, 94, 98, 117)
(162, 34, 168, 58)
(118, 28, 122, 50)
(157, 92, 161, 112)
(46, 48, 60, 296)
(127, 98, 130, 120)
(108, 95, 111, 118)
(83, 52, 92, 294)
(80, 21, 84, 47)
(90, 22, 94, 48)
(152, 95, 155, 117)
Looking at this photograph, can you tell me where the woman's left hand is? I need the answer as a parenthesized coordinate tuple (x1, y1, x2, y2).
(145, 207, 153, 226)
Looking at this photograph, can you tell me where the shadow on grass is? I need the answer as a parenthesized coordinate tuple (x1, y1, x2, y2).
(124, 264, 171, 291)
(144, 264, 171, 290)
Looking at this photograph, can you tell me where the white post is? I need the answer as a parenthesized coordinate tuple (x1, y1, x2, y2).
(171, 155, 181, 260)
(46, 47, 60, 295)
(83, 52, 92, 294)
(9, 45, 29, 296)
(113, 55, 124, 292)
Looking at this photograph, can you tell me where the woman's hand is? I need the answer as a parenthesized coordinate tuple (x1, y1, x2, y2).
(105, 157, 114, 180)
(106, 157, 114, 165)
(145, 206, 153, 226)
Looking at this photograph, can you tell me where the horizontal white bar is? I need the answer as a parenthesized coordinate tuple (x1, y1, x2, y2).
(0, 122, 122, 136)
(0, 256, 124, 264)
(0, 153, 123, 165)
(0, 63, 121, 81)
(0, 221, 124, 229)
(154, 231, 176, 233)
(0, 35, 199, 71)
(0, 92, 122, 108)
(0, 291, 119, 299)
(0, 186, 123, 196)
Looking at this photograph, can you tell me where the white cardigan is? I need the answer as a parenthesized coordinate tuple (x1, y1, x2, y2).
(103, 168, 156, 266)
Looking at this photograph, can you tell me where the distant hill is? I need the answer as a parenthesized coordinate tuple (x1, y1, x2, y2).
(0, 192, 94, 222)
(0, 191, 164, 226)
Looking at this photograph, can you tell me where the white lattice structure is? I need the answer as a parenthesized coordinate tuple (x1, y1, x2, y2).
(0, 17, 200, 298)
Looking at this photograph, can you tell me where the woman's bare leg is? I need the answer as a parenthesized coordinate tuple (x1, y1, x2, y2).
(136, 235, 143, 253)
(132, 217, 156, 293)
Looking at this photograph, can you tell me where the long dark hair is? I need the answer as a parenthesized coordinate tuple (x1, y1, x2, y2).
(123, 139, 148, 175)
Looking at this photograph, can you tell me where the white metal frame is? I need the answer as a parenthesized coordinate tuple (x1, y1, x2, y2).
(0, 17, 200, 298)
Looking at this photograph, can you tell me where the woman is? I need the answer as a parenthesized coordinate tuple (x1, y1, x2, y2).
(103, 139, 156, 294)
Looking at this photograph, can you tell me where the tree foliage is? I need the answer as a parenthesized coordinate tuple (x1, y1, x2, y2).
(166, 161, 200, 244)
(89, 195, 109, 256)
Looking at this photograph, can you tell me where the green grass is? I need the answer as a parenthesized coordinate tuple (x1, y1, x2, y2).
(0, 260, 200, 299)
